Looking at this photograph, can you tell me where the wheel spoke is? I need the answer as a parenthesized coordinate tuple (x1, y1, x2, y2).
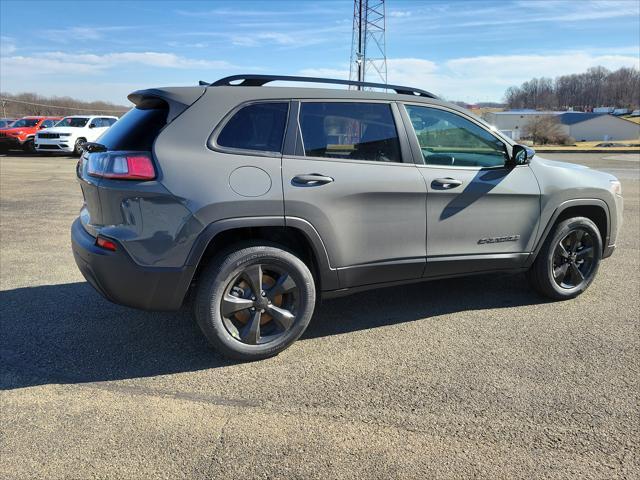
(243, 264, 263, 297)
(576, 246, 593, 257)
(267, 305, 295, 330)
(241, 310, 261, 344)
(556, 243, 570, 259)
(221, 294, 254, 316)
(571, 230, 585, 253)
(267, 274, 296, 299)
(553, 263, 569, 281)
(571, 263, 585, 282)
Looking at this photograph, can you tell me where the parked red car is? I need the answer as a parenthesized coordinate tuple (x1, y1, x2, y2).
(0, 116, 62, 153)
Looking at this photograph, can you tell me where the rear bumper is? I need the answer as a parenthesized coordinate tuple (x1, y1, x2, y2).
(71, 217, 194, 310)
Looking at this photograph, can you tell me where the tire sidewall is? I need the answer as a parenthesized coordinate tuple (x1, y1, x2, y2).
(74, 138, 85, 156)
(543, 217, 602, 298)
(196, 245, 315, 360)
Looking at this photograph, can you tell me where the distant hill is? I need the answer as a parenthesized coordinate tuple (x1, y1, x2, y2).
(0, 92, 130, 118)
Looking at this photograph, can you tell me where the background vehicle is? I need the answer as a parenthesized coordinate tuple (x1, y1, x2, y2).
(0, 118, 16, 129)
(71, 75, 623, 360)
(0, 116, 62, 153)
(35, 115, 118, 155)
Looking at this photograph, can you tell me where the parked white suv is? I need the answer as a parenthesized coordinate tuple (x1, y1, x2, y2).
(35, 115, 118, 155)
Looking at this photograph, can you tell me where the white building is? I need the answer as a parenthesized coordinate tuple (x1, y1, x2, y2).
(484, 110, 640, 141)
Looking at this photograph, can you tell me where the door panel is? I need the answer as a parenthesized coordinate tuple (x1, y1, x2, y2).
(283, 157, 427, 286)
(400, 103, 541, 270)
(419, 165, 540, 257)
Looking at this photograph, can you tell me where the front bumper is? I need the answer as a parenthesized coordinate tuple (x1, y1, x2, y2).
(71, 217, 194, 311)
(0, 136, 26, 148)
(35, 137, 74, 152)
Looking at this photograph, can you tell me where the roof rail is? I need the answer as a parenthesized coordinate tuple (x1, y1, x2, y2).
(205, 74, 438, 98)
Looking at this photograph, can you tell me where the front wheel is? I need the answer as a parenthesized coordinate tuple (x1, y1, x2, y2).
(527, 217, 602, 300)
(73, 138, 85, 156)
(23, 139, 36, 153)
(194, 243, 316, 360)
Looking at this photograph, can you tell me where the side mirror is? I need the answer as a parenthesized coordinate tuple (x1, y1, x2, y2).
(39, 124, 47, 129)
(509, 144, 535, 166)
(89, 123, 96, 129)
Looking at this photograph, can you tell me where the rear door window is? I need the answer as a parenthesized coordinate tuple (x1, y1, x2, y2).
(215, 102, 289, 153)
(299, 102, 402, 163)
(97, 107, 167, 150)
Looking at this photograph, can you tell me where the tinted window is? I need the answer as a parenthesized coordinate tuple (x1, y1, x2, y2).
(42, 120, 56, 128)
(406, 105, 507, 168)
(299, 102, 401, 163)
(12, 119, 39, 128)
(56, 117, 89, 127)
(217, 102, 288, 153)
(98, 107, 167, 150)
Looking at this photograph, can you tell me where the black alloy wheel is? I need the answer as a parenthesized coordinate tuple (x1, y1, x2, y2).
(194, 243, 316, 360)
(221, 264, 299, 345)
(527, 216, 602, 300)
(552, 228, 596, 289)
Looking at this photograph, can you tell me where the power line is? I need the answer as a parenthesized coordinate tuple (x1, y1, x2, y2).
(0, 97, 129, 113)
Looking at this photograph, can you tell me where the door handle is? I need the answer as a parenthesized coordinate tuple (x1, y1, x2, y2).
(432, 177, 463, 189)
(292, 174, 334, 186)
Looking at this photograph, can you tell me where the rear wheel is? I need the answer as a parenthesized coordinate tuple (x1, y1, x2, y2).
(194, 243, 316, 360)
(527, 217, 602, 300)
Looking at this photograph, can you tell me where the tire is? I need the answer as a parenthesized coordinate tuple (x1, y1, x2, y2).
(74, 138, 86, 156)
(527, 216, 602, 300)
(23, 139, 36, 153)
(194, 242, 316, 360)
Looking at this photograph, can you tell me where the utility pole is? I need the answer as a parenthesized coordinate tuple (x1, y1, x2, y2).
(349, 0, 387, 89)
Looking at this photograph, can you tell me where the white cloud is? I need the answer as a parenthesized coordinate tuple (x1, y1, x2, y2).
(40, 26, 134, 43)
(0, 36, 16, 55)
(1, 51, 237, 76)
(389, 10, 412, 18)
(302, 52, 639, 102)
(381, 53, 638, 102)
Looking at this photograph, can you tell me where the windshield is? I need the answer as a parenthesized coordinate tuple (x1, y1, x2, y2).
(55, 117, 89, 128)
(11, 119, 39, 128)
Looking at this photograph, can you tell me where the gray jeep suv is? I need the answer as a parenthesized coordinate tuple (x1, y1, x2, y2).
(72, 74, 623, 360)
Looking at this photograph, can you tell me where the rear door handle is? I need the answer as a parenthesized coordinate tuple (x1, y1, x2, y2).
(292, 174, 334, 186)
(432, 177, 463, 189)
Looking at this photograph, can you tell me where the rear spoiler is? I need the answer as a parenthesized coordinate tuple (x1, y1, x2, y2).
(127, 87, 206, 123)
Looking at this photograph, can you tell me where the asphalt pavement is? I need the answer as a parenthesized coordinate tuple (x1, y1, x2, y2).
(1, 152, 638, 479)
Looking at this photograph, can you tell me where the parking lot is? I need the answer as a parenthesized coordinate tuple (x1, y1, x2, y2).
(1, 152, 638, 478)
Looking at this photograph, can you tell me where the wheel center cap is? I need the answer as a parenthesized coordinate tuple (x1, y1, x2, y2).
(255, 297, 269, 310)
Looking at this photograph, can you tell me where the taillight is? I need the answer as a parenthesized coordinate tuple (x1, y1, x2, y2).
(87, 151, 156, 180)
(96, 236, 117, 251)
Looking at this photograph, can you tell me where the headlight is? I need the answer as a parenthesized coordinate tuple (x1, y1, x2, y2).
(60, 133, 72, 137)
(610, 180, 622, 196)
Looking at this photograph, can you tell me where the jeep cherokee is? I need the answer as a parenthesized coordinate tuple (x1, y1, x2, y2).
(36, 115, 118, 155)
(71, 75, 623, 360)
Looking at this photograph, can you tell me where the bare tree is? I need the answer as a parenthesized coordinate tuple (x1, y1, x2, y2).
(521, 116, 572, 145)
(0, 92, 130, 118)
(505, 66, 640, 110)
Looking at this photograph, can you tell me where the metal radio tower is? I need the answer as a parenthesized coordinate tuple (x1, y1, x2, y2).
(349, 0, 388, 89)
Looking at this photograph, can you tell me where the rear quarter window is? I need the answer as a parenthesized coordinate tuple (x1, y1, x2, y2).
(97, 107, 167, 150)
(214, 102, 289, 154)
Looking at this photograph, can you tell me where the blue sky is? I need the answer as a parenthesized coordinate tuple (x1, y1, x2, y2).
(1, 0, 639, 103)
